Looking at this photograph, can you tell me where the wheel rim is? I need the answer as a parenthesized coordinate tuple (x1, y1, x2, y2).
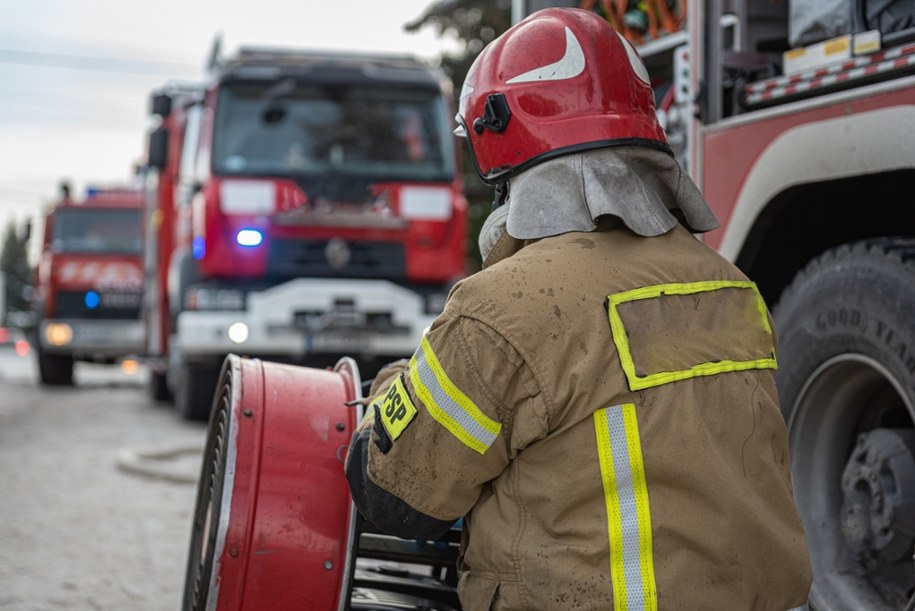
(789, 353, 915, 609)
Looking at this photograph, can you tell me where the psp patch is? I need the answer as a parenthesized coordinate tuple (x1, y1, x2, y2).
(378, 376, 418, 441)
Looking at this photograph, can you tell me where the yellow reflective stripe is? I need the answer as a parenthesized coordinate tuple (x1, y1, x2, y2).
(595, 404, 657, 611)
(596, 413, 628, 609)
(607, 280, 776, 391)
(624, 407, 657, 611)
(408, 336, 501, 454)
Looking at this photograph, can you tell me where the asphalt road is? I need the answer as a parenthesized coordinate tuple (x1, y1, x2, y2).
(0, 347, 208, 611)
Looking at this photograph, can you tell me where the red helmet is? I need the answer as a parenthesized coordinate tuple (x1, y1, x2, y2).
(456, 7, 669, 185)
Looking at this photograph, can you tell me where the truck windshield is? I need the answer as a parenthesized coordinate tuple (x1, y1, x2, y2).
(51, 208, 142, 255)
(212, 80, 454, 182)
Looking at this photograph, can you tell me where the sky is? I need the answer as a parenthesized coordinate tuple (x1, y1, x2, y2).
(0, 0, 461, 239)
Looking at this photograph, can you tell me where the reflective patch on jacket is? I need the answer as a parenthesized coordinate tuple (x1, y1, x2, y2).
(408, 336, 502, 454)
(594, 403, 657, 611)
(377, 376, 418, 442)
(606, 280, 776, 391)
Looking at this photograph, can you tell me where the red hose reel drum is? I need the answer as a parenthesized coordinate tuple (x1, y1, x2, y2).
(182, 354, 363, 611)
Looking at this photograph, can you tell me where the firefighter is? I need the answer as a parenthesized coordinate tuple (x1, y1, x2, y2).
(345, 7, 812, 610)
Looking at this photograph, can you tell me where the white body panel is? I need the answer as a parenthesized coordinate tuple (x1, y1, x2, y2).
(40, 319, 144, 356)
(176, 278, 435, 358)
(716, 101, 915, 261)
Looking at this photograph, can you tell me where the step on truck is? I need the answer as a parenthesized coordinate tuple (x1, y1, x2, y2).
(512, 1, 915, 608)
(32, 186, 145, 385)
(143, 48, 468, 421)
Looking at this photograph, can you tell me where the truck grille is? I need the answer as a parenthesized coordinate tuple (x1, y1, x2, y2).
(267, 239, 406, 279)
(54, 290, 141, 320)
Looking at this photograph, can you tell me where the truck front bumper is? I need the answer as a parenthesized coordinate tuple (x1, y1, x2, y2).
(39, 319, 145, 357)
(176, 278, 438, 360)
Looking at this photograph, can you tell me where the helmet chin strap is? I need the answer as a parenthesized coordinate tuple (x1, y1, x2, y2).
(492, 181, 509, 210)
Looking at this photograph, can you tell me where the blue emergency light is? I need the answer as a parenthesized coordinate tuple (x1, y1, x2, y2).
(192, 236, 206, 260)
(84, 291, 101, 309)
(236, 229, 264, 247)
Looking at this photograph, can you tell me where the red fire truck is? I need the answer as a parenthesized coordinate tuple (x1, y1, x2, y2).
(143, 48, 468, 421)
(32, 187, 145, 386)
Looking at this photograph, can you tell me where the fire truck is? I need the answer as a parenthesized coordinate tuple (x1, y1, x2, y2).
(32, 187, 145, 386)
(143, 48, 468, 421)
(508, 1, 915, 608)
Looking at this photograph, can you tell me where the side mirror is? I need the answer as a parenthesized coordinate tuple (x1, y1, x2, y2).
(148, 127, 169, 170)
(151, 93, 172, 118)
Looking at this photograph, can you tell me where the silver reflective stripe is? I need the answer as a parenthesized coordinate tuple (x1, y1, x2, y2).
(411, 340, 500, 453)
(607, 407, 646, 610)
(595, 404, 656, 611)
(786, 605, 809, 611)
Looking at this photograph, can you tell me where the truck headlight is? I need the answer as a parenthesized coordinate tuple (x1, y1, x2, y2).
(46, 323, 73, 346)
(227, 322, 249, 344)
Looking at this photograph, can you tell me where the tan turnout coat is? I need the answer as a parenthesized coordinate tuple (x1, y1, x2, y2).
(354, 222, 812, 610)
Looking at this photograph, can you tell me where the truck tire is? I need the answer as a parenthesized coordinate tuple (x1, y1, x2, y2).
(149, 371, 172, 403)
(176, 362, 220, 422)
(37, 349, 74, 386)
(773, 238, 915, 610)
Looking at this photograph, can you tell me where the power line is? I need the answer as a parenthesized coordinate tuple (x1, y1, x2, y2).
(0, 48, 200, 76)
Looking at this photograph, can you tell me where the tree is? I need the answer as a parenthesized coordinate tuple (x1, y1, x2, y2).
(405, 0, 513, 268)
(0, 221, 32, 324)
(405, 0, 512, 90)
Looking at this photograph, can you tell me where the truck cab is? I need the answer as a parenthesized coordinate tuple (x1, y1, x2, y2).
(32, 188, 145, 385)
(145, 49, 467, 420)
